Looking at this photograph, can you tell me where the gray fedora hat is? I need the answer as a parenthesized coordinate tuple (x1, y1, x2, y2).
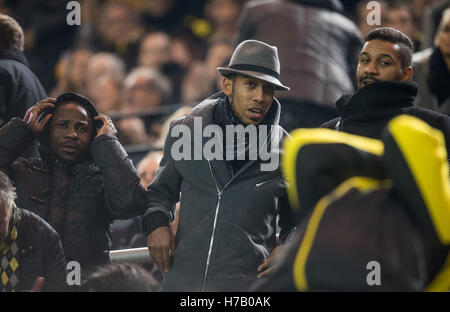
(217, 40, 290, 91)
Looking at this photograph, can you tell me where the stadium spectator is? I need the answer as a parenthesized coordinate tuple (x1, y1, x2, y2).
(0, 171, 67, 292)
(321, 27, 450, 152)
(0, 93, 148, 273)
(413, 8, 450, 115)
(0, 13, 47, 157)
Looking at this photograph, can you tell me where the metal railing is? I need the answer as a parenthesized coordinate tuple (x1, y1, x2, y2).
(109, 247, 151, 265)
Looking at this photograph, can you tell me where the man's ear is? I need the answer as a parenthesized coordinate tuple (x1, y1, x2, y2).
(402, 66, 413, 82)
(222, 77, 233, 96)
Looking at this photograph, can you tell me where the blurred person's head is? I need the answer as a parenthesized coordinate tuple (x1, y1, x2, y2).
(81, 263, 160, 292)
(122, 67, 172, 112)
(117, 117, 149, 145)
(181, 39, 232, 103)
(170, 31, 203, 68)
(89, 75, 122, 114)
(356, 0, 389, 38)
(144, 0, 177, 18)
(138, 32, 171, 70)
(86, 52, 126, 84)
(136, 151, 162, 188)
(85, 52, 125, 113)
(434, 8, 450, 58)
(204, 0, 242, 40)
(357, 27, 414, 89)
(97, 2, 142, 46)
(386, 1, 417, 40)
(54, 48, 93, 96)
(0, 171, 15, 245)
(411, 0, 441, 21)
(155, 106, 192, 148)
(205, 39, 233, 75)
(0, 13, 24, 51)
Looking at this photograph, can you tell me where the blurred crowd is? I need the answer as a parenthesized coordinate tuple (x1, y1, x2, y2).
(0, 0, 449, 265)
(0, 0, 446, 147)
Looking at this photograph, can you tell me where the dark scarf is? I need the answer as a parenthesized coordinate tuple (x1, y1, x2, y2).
(215, 95, 278, 173)
(336, 81, 418, 122)
(427, 47, 450, 106)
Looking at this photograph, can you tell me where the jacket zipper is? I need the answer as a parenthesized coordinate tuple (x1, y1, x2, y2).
(201, 159, 255, 291)
(200, 125, 279, 290)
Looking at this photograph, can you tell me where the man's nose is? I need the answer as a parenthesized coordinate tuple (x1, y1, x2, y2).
(65, 126, 79, 139)
(364, 60, 378, 75)
(253, 86, 264, 103)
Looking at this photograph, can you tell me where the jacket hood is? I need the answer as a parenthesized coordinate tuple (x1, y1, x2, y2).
(336, 81, 418, 121)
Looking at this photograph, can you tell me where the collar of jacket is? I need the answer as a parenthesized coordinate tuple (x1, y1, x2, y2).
(0, 49, 30, 67)
(37, 141, 97, 176)
(180, 92, 284, 188)
(336, 81, 418, 122)
(181, 92, 284, 155)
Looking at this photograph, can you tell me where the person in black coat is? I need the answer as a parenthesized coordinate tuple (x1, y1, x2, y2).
(0, 13, 47, 157)
(321, 27, 450, 154)
(0, 93, 148, 273)
(0, 171, 66, 292)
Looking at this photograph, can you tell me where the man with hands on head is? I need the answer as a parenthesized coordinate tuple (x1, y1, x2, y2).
(0, 93, 147, 273)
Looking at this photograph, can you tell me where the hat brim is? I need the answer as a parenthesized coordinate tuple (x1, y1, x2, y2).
(217, 67, 290, 91)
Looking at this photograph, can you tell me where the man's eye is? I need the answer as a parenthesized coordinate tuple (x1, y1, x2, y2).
(360, 59, 369, 64)
(76, 125, 88, 132)
(263, 86, 274, 92)
(246, 81, 255, 87)
(381, 61, 391, 66)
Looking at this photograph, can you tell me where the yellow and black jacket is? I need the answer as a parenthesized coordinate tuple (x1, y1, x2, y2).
(255, 115, 450, 291)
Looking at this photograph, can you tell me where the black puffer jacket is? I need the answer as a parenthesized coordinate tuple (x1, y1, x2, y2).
(142, 93, 296, 291)
(0, 118, 147, 269)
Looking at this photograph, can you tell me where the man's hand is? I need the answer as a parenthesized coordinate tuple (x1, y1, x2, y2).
(146, 226, 175, 274)
(31, 277, 45, 292)
(23, 98, 56, 134)
(257, 245, 286, 278)
(94, 114, 118, 138)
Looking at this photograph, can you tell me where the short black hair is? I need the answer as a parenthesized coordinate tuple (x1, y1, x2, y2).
(0, 14, 24, 51)
(366, 27, 414, 68)
(80, 263, 160, 292)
